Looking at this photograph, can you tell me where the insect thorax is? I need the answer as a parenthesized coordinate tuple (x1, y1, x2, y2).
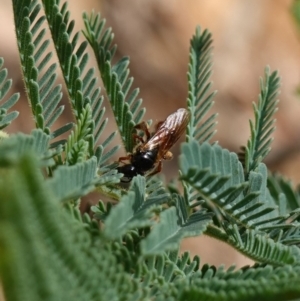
(132, 149, 158, 172)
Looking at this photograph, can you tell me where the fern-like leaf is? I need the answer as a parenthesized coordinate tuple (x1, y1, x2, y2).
(137, 250, 200, 283)
(0, 129, 55, 167)
(42, 0, 118, 165)
(180, 141, 280, 228)
(83, 11, 146, 152)
(47, 157, 98, 202)
(186, 26, 217, 143)
(104, 176, 169, 239)
(141, 193, 213, 255)
(176, 263, 300, 301)
(12, 0, 68, 141)
(243, 66, 280, 176)
(223, 223, 300, 265)
(268, 172, 300, 211)
(180, 141, 300, 264)
(0, 58, 19, 129)
(0, 154, 146, 301)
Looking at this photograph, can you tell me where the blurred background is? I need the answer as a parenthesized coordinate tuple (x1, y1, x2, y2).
(1, 0, 300, 268)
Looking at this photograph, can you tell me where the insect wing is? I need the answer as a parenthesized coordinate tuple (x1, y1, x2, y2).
(141, 108, 190, 155)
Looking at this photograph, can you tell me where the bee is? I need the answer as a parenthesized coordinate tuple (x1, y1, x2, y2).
(117, 108, 190, 182)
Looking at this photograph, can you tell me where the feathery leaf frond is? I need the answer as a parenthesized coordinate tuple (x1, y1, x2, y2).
(83, 11, 145, 152)
(180, 141, 280, 229)
(180, 141, 249, 223)
(0, 129, 55, 167)
(0, 154, 145, 301)
(141, 193, 213, 255)
(223, 223, 300, 265)
(177, 263, 300, 301)
(12, 0, 67, 141)
(0, 58, 19, 129)
(3, 2, 300, 300)
(186, 26, 217, 143)
(268, 172, 300, 212)
(180, 141, 300, 264)
(104, 176, 169, 239)
(42, 0, 118, 165)
(243, 67, 280, 177)
(47, 157, 98, 202)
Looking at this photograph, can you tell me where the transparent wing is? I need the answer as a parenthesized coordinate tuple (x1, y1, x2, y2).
(141, 108, 190, 156)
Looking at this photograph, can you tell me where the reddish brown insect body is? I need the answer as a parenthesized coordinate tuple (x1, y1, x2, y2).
(118, 108, 190, 182)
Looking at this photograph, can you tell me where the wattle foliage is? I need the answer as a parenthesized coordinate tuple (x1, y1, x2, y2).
(0, 1, 299, 300)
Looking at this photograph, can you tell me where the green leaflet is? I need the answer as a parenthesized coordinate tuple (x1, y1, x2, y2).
(186, 26, 217, 143)
(13, 0, 65, 138)
(41, 0, 118, 165)
(0, 129, 54, 167)
(180, 141, 248, 224)
(268, 172, 300, 211)
(0, 154, 142, 301)
(83, 11, 145, 152)
(177, 263, 300, 301)
(179, 140, 300, 265)
(141, 194, 213, 255)
(104, 176, 169, 239)
(180, 141, 278, 228)
(48, 157, 97, 202)
(243, 67, 280, 177)
(224, 223, 300, 265)
(2, 1, 300, 300)
(0, 58, 19, 129)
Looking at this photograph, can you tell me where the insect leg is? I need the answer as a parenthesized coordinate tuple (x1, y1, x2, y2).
(133, 134, 145, 144)
(134, 121, 151, 140)
(118, 155, 132, 163)
(147, 161, 162, 176)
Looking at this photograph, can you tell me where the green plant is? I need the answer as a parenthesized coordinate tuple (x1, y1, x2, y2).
(1, 1, 300, 300)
